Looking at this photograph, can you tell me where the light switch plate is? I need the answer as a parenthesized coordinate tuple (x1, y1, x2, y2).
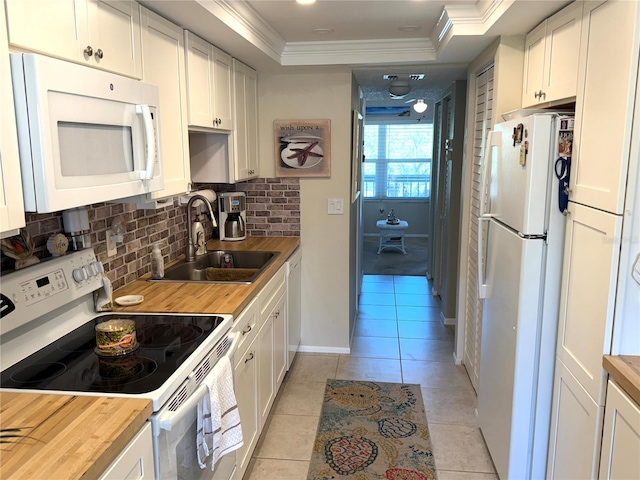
(327, 198, 344, 215)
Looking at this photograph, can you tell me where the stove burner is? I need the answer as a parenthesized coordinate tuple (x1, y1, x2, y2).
(10, 362, 66, 384)
(137, 323, 203, 348)
(58, 334, 95, 353)
(93, 356, 157, 388)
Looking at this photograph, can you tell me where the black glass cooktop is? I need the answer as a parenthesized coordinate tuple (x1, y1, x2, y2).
(0, 314, 226, 394)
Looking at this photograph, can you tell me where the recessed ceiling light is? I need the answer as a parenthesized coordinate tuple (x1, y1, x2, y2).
(312, 28, 334, 35)
(399, 25, 422, 32)
(296, 0, 316, 4)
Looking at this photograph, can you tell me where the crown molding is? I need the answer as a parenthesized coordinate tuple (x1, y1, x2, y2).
(432, 0, 516, 54)
(280, 38, 437, 66)
(197, 0, 286, 63)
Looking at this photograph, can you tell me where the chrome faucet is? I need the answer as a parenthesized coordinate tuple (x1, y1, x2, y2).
(186, 195, 217, 262)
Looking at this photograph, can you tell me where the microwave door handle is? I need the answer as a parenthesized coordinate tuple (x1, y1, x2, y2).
(156, 333, 240, 432)
(135, 104, 155, 180)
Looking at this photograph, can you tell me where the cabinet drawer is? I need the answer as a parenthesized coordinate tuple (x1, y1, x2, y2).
(232, 298, 258, 363)
(258, 265, 286, 327)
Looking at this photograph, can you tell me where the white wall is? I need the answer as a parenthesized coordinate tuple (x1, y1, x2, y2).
(258, 67, 353, 352)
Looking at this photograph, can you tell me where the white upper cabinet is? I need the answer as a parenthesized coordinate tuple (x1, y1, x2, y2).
(233, 59, 260, 181)
(570, 0, 640, 214)
(5, 0, 142, 79)
(139, 7, 190, 200)
(184, 31, 233, 132)
(0, 3, 25, 238)
(521, 1, 582, 107)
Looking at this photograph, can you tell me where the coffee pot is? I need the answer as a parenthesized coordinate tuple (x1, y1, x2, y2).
(224, 212, 246, 240)
(218, 192, 247, 241)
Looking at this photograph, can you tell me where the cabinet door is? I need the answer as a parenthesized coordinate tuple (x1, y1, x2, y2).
(140, 7, 189, 199)
(570, 0, 640, 214)
(99, 423, 155, 479)
(522, 21, 546, 108)
(273, 293, 287, 390)
(185, 31, 215, 129)
(233, 59, 259, 181)
(600, 381, 640, 480)
(257, 317, 274, 430)
(541, 0, 582, 102)
(232, 298, 259, 362)
(234, 344, 259, 480)
(0, 3, 25, 237)
(87, 0, 142, 78)
(212, 48, 233, 130)
(185, 32, 232, 131)
(5, 0, 88, 61)
(547, 359, 604, 480)
(556, 202, 622, 405)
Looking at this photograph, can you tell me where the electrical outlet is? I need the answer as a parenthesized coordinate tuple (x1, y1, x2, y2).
(106, 229, 117, 257)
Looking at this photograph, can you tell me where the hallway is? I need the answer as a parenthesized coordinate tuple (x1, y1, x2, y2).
(243, 275, 497, 479)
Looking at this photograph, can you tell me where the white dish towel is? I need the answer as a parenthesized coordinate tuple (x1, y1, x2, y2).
(197, 355, 244, 470)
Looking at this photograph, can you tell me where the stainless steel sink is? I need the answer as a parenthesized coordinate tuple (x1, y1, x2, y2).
(151, 250, 280, 283)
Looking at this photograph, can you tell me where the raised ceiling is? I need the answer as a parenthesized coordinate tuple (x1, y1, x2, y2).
(140, 0, 572, 104)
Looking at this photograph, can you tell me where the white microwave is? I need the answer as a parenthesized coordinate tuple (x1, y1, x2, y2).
(10, 54, 163, 213)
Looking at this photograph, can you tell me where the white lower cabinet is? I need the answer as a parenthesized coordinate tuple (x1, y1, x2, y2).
(232, 299, 259, 480)
(256, 310, 275, 430)
(547, 359, 604, 480)
(272, 292, 287, 391)
(232, 263, 289, 479)
(99, 423, 155, 480)
(599, 380, 640, 480)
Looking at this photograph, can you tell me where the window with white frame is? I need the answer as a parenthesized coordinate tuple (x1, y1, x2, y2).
(362, 123, 433, 199)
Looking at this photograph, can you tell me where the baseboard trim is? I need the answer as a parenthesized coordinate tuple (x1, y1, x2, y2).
(452, 351, 463, 365)
(440, 311, 455, 326)
(297, 345, 351, 355)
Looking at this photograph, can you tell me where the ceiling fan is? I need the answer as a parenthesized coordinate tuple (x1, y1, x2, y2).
(384, 74, 424, 100)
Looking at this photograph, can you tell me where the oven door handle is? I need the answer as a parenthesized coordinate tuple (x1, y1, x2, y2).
(157, 332, 241, 432)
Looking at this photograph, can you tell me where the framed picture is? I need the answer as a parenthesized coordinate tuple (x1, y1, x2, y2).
(274, 119, 331, 177)
(351, 110, 364, 202)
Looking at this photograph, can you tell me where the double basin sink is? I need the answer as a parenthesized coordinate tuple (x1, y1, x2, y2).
(151, 250, 280, 284)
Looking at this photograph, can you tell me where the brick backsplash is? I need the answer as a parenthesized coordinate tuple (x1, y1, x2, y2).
(1, 178, 300, 291)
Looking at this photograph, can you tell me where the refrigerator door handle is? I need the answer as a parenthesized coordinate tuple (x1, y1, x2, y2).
(479, 131, 501, 216)
(477, 215, 494, 299)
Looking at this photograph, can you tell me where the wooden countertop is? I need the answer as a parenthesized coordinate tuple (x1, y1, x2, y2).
(111, 237, 300, 318)
(0, 392, 152, 480)
(603, 355, 640, 406)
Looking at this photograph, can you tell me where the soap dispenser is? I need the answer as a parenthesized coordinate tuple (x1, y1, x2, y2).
(192, 214, 206, 256)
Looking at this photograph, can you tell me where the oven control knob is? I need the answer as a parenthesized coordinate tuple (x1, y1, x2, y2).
(86, 263, 98, 277)
(93, 261, 105, 274)
(72, 267, 88, 283)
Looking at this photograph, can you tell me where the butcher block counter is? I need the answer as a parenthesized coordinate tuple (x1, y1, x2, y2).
(603, 355, 640, 406)
(111, 237, 300, 317)
(0, 392, 151, 480)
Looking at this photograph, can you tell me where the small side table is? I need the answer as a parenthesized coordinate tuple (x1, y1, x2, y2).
(376, 220, 409, 254)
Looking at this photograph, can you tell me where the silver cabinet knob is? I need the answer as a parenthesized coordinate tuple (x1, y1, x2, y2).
(84, 45, 93, 57)
(95, 49, 104, 59)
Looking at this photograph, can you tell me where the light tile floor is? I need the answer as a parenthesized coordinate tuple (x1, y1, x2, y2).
(243, 275, 497, 479)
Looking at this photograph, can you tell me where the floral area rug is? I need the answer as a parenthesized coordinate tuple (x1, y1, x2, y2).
(307, 379, 437, 480)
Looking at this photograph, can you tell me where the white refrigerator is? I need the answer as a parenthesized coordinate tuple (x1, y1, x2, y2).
(476, 113, 573, 479)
